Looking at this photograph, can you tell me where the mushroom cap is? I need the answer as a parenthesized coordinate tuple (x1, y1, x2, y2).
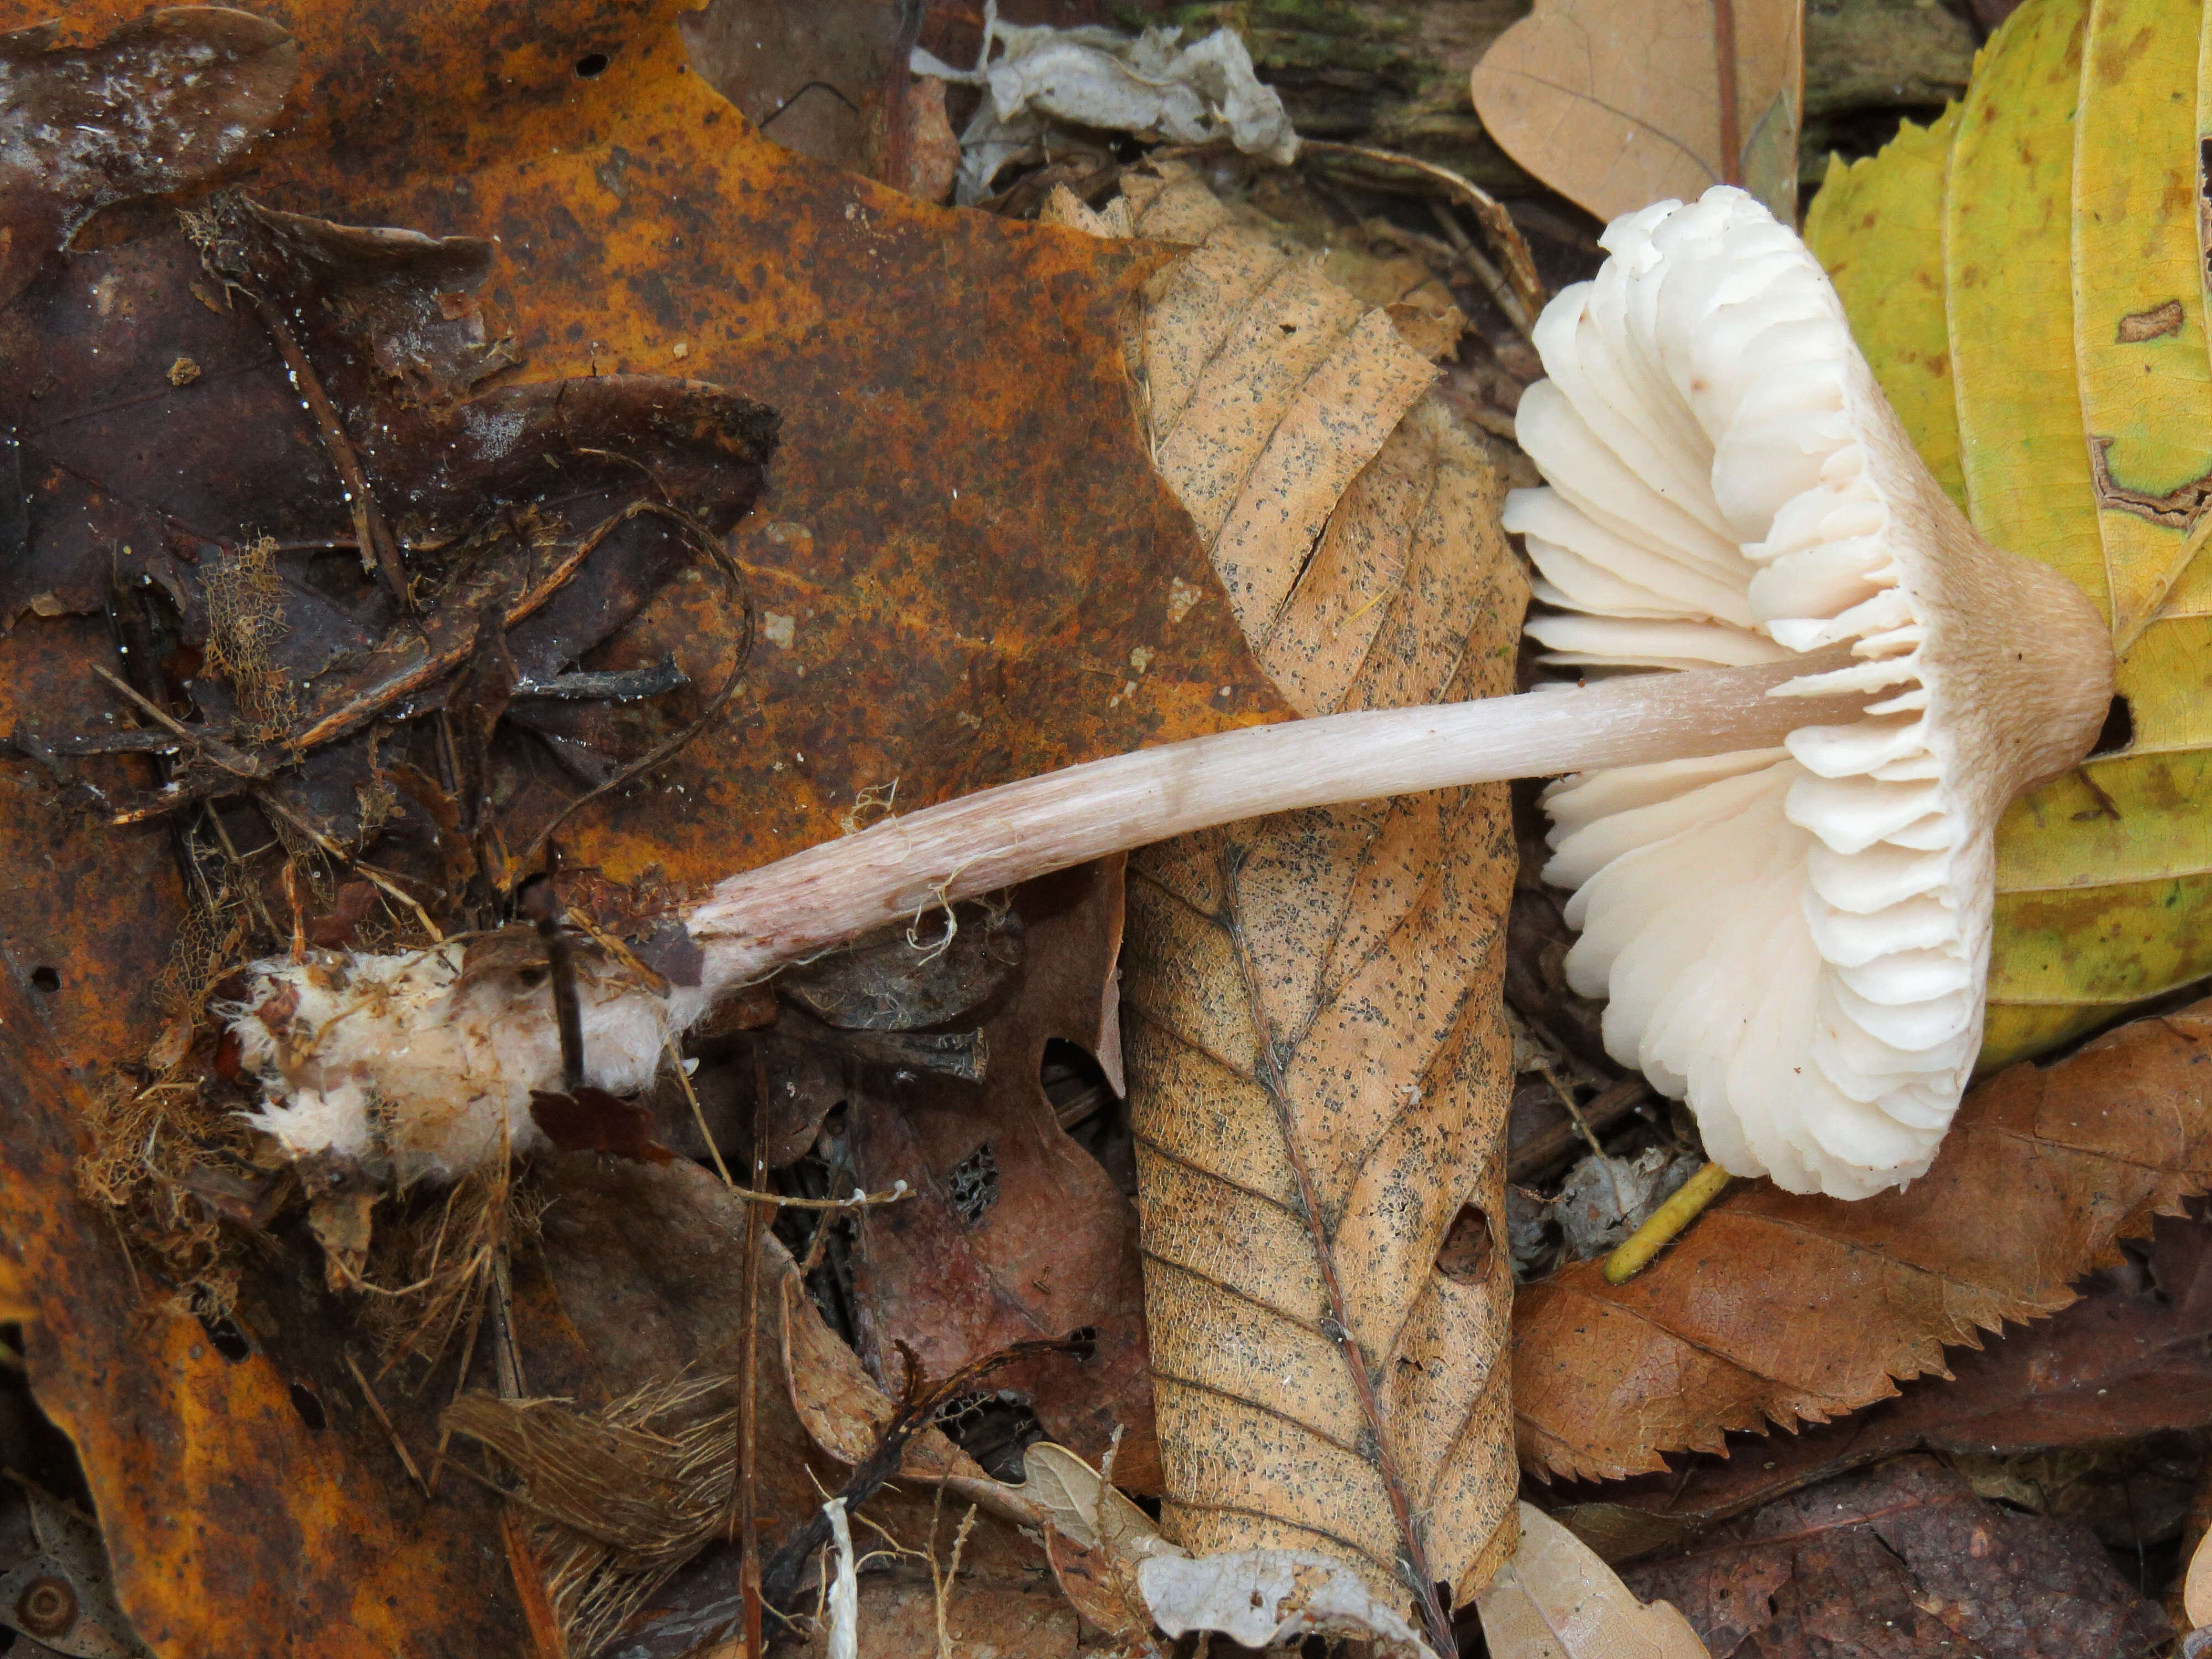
(1514, 186, 2112, 1198)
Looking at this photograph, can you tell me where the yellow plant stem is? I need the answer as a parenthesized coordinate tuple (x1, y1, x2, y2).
(1603, 1162, 1733, 1285)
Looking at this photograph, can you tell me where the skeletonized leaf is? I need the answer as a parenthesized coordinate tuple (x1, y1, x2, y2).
(1514, 998, 2212, 1483)
(1475, 1505, 1708, 1659)
(1079, 165, 1528, 1644)
(1469, 0, 1804, 225)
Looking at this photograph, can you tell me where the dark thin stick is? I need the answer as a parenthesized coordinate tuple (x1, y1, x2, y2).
(507, 503, 753, 879)
(1507, 1077, 1651, 1185)
(344, 1347, 431, 1497)
(1713, 0, 1742, 186)
(90, 664, 263, 778)
(1224, 854, 1455, 1659)
(240, 288, 410, 608)
(879, 0, 926, 190)
(522, 881, 586, 1093)
(734, 1050, 772, 1657)
(1298, 138, 1546, 322)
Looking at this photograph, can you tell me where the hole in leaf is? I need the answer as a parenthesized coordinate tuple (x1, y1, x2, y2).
(28, 966, 58, 993)
(933, 1389, 1047, 1481)
(945, 1141, 998, 1224)
(1434, 1203, 1494, 1285)
(575, 51, 609, 77)
(288, 1379, 327, 1431)
(2091, 692, 2134, 755)
(199, 1314, 252, 1361)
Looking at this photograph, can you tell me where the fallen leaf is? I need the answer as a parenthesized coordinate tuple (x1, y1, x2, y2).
(1623, 1455, 2171, 1659)
(1096, 165, 1530, 1641)
(0, 1, 1295, 1650)
(1547, 1212, 2212, 1562)
(1475, 1503, 1707, 1659)
(846, 858, 1159, 1489)
(0, 7, 298, 308)
(1137, 1550, 1427, 1655)
(1469, 0, 1804, 225)
(2189, 1520, 2212, 1627)
(1514, 997, 2212, 1484)
(1801, 0, 2212, 1068)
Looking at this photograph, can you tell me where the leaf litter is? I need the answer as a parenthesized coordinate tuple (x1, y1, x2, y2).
(6, 2, 2212, 1658)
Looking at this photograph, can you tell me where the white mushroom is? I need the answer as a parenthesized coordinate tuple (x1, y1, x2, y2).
(228, 187, 2112, 1197)
(1518, 185, 2112, 1197)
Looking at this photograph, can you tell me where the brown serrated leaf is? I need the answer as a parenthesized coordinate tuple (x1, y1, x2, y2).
(1623, 1455, 2170, 1659)
(1514, 998, 2212, 1485)
(1469, 0, 1804, 225)
(1548, 1213, 2212, 1564)
(1101, 165, 1530, 1645)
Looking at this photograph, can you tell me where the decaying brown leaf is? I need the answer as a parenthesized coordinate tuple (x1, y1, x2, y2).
(1079, 164, 1530, 1646)
(1469, 0, 1805, 225)
(0, 7, 299, 307)
(1476, 1504, 1708, 1659)
(1515, 998, 2212, 1484)
(841, 858, 1160, 1489)
(1623, 1455, 2171, 1659)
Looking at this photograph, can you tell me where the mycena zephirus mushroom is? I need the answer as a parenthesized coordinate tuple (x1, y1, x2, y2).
(228, 187, 2112, 1200)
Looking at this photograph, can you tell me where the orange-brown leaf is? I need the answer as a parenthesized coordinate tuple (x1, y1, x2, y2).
(1513, 998, 2212, 1484)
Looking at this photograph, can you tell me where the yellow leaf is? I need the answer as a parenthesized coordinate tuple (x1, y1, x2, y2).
(1803, 0, 2212, 1067)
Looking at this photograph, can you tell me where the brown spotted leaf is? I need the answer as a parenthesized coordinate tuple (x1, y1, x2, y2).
(1514, 998, 2212, 1485)
(1104, 168, 1530, 1643)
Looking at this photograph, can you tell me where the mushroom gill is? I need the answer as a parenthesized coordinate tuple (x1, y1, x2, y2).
(1520, 186, 2111, 1198)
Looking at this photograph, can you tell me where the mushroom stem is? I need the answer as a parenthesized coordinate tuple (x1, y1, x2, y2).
(688, 652, 1864, 988)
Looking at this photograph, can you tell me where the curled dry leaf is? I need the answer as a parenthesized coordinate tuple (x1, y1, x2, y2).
(1074, 165, 1529, 1644)
(1475, 1504, 1708, 1659)
(841, 858, 1161, 1488)
(1469, 0, 1804, 225)
(1514, 997, 2212, 1484)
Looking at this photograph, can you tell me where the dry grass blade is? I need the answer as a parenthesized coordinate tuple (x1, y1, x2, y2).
(1514, 997, 2212, 1484)
(444, 1373, 740, 1655)
(1095, 165, 1531, 1645)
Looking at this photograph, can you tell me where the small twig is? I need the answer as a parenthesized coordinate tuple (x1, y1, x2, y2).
(1427, 200, 1537, 341)
(732, 1049, 773, 1658)
(667, 1040, 736, 1188)
(1298, 138, 1545, 322)
(1507, 1077, 1648, 1183)
(1536, 1061, 1609, 1165)
(721, 1181, 910, 1212)
(1604, 1161, 1733, 1283)
(343, 1347, 431, 1498)
(505, 502, 753, 880)
(238, 286, 410, 608)
(628, 1340, 1084, 1657)
(90, 664, 263, 778)
(521, 883, 585, 1094)
(1712, 0, 1743, 188)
